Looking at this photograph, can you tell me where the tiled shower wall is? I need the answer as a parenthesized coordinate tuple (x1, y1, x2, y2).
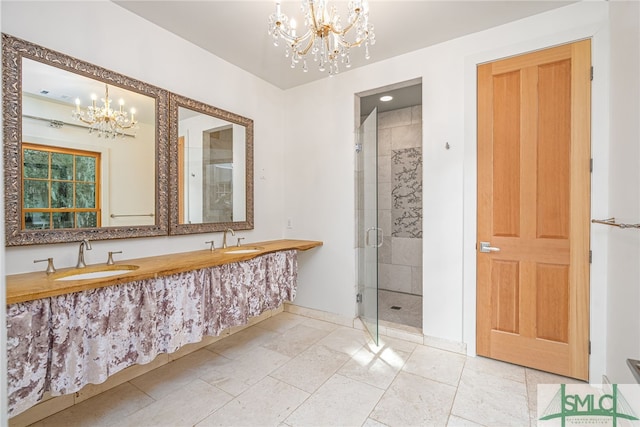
(378, 106, 423, 295)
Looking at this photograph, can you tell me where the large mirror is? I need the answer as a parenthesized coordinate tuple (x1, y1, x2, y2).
(3, 34, 169, 245)
(169, 93, 253, 235)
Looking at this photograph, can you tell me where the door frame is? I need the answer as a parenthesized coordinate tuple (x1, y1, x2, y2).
(461, 35, 610, 383)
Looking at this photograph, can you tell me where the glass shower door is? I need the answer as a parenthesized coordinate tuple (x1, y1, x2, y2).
(359, 108, 379, 345)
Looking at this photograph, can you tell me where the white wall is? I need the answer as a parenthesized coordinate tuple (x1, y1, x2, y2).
(606, 0, 640, 385)
(1, 0, 286, 274)
(282, 1, 611, 382)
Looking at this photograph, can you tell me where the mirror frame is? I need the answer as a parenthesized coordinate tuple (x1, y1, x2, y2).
(169, 92, 254, 235)
(2, 33, 169, 246)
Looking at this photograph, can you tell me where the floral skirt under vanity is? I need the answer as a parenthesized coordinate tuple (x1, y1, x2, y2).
(6, 250, 298, 417)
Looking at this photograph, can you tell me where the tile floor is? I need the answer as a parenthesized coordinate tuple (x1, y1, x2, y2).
(378, 290, 422, 329)
(29, 312, 580, 427)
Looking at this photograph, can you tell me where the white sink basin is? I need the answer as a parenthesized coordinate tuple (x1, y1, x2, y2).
(54, 265, 139, 281)
(221, 247, 263, 255)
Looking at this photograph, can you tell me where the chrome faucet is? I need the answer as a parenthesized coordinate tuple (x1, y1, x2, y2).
(222, 228, 235, 249)
(76, 239, 92, 268)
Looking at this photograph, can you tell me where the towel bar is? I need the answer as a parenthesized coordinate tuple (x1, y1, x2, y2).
(591, 218, 640, 229)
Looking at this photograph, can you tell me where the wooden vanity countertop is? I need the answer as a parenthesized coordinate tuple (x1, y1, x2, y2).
(6, 239, 322, 304)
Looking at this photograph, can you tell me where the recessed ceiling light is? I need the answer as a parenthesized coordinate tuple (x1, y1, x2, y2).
(380, 95, 393, 102)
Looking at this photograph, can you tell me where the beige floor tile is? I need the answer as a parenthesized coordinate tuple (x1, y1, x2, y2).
(446, 415, 487, 426)
(196, 376, 309, 426)
(254, 312, 306, 333)
(464, 356, 526, 383)
(451, 367, 529, 426)
(261, 323, 331, 358)
(338, 344, 411, 390)
(298, 316, 342, 332)
(129, 349, 228, 400)
(270, 344, 351, 393)
(284, 374, 384, 427)
(206, 325, 279, 360)
(30, 383, 153, 427)
(370, 371, 457, 427)
(315, 326, 369, 356)
(402, 345, 466, 386)
(74, 354, 169, 403)
(362, 417, 389, 427)
(200, 347, 291, 396)
(121, 379, 232, 427)
(372, 334, 419, 354)
(525, 368, 584, 421)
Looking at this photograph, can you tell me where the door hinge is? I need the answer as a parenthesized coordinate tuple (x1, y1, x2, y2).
(589, 250, 593, 264)
(356, 293, 363, 303)
(590, 66, 594, 81)
(590, 158, 593, 173)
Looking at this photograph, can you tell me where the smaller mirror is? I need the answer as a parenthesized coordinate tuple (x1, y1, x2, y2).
(169, 93, 253, 235)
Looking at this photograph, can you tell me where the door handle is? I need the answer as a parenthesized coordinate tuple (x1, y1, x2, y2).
(366, 227, 384, 248)
(479, 241, 500, 253)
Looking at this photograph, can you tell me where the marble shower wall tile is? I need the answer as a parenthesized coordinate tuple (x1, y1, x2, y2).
(378, 108, 412, 129)
(378, 128, 392, 156)
(391, 124, 422, 150)
(392, 147, 422, 238)
(391, 237, 423, 267)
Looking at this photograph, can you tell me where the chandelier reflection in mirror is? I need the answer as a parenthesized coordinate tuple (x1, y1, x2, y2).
(72, 84, 138, 138)
(268, 0, 375, 75)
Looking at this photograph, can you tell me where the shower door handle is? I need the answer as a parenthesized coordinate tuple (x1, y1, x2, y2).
(366, 227, 384, 248)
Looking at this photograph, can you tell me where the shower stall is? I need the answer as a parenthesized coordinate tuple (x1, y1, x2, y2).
(357, 82, 423, 340)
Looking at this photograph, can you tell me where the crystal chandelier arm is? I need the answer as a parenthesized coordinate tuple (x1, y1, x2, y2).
(282, 28, 312, 46)
(297, 31, 316, 56)
(74, 116, 95, 125)
(334, 8, 361, 36)
(336, 33, 367, 49)
(309, 1, 320, 31)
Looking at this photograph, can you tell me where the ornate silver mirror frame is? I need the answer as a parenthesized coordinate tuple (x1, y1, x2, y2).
(169, 92, 254, 235)
(2, 34, 169, 245)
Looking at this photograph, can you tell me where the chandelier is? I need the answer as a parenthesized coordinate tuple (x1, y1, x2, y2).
(268, 0, 375, 75)
(72, 84, 137, 138)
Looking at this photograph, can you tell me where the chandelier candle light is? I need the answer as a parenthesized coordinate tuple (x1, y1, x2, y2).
(268, 0, 375, 75)
(72, 84, 138, 139)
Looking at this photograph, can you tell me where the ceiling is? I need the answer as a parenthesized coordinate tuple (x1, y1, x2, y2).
(113, 0, 575, 91)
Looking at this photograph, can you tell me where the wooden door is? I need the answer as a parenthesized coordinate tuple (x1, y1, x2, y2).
(476, 40, 591, 380)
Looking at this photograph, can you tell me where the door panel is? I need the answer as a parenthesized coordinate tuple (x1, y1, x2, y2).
(477, 40, 591, 380)
(359, 108, 379, 345)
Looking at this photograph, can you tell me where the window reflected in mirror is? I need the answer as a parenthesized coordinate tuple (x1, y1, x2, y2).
(22, 143, 100, 229)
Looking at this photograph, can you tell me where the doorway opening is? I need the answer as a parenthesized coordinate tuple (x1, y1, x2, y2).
(356, 79, 423, 337)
